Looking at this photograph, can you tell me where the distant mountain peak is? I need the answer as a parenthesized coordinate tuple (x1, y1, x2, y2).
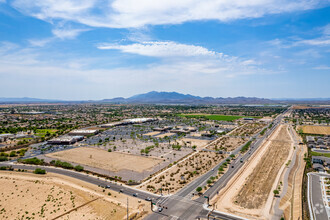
(101, 91, 275, 104)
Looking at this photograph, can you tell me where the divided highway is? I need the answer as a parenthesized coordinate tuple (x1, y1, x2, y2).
(145, 112, 286, 219)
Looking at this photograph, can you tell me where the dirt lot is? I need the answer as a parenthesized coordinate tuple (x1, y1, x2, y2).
(140, 151, 224, 194)
(143, 131, 161, 136)
(229, 123, 265, 137)
(235, 126, 291, 208)
(213, 125, 293, 219)
(0, 171, 149, 219)
(47, 147, 162, 173)
(207, 136, 247, 152)
(178, 138, 210, 149)
(299, 125, 330, 135)
(155, 133, 176, 138)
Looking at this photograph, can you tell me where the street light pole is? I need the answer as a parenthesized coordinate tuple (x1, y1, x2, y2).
(127, 197, 129, 220)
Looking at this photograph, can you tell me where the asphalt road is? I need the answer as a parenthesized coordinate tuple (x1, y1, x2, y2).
(145, 113, 285, 220)
(308, 173, 329, 220)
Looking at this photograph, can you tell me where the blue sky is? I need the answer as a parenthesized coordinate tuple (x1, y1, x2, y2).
(0, 0, 329, 100)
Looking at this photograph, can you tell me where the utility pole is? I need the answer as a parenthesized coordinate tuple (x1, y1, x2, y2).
(127, 197, 129, 220)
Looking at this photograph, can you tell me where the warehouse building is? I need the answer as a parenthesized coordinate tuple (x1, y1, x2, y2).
(68, 129, 99, 136)
(47, 136, 84, 145)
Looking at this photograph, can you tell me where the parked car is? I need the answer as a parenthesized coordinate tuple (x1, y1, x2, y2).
(158, 207, 163, 212)
(133, 193, 138, 197)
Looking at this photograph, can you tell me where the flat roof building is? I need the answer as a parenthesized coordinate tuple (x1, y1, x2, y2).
(68, 129, 99, 136)
(47, 136, 83, 145)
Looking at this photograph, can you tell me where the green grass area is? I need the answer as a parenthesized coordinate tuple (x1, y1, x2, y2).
(311, 151, 330, 158)
(178, 114, 260, 122)
(35, 129, 57, 137)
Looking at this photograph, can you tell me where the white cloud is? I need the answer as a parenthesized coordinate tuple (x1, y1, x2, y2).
(298, 38, 330, 46)
(313, 65, 330, 70)
(11, 0, 329, 28)
(98, 41, 217, 57)
(28, 38, 53, 47)
(0, 41, 274, 99)
(96, 41, 266, 77)
(295, 24, 330, 46)
(52, 27, 89, 39)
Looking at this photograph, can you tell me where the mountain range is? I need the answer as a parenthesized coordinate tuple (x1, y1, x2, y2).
(102, 91, 275, 104)
(1, 91, 329, 104)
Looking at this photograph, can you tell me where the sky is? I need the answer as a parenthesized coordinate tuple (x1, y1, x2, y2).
(0, 0, 329, 100)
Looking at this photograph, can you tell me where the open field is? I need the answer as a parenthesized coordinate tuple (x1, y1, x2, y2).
(0, 171, 149, 219)
(234, 126, 291, 209)
(178, 114, 258, 121)
(35, 129, 58, 137)
(178, 138, 210, 149)
(140, 151, 224, 194)
(229, 123, 266, 137)
(213, 125, 293, 219)
(298, 125, 330, 135)
(47, 147, 162, 173)
(207, 136, 247, 152)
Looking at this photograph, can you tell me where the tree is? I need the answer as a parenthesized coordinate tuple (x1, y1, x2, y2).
(196, 187, 202, 193)
(74, 165, 84, 172)
(34, 168, 46, 174)
(273, 189, 279, 196)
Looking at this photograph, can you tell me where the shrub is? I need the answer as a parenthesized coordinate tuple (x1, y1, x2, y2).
(34, 168, 46, 175)
(19, 157, 44, 165)
(0, 156, 8, 162)
(74, 165, 84, 172)
(9, 151, 17, 157)
(54, 160, 74, 169)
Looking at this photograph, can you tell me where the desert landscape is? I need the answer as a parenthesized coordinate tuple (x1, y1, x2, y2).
(47, 147, 163, 173)
(0, 171, 149, 220)
(213, 125, 293, 219)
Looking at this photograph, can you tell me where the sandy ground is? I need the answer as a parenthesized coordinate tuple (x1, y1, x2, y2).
(0, 171, 149, 220)
(207, 136, 247, 152)
(278, 129, 307, 220)
(178, 138, 210, 149)
(143, 131, 160, 136)
(299, 125, 330, 135)
(213, 125, 293, 219)
(140, 151, 224, 194)
(47, 147, 162, 173)
(154, 133, 176, 138)
(229, 123, 265, 137)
